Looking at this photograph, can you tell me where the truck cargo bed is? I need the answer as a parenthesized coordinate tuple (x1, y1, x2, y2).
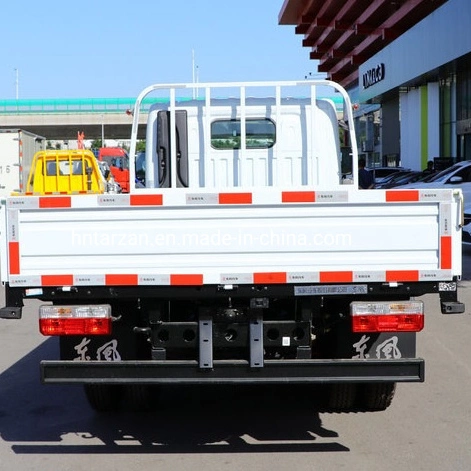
(2, 187, 461, 287)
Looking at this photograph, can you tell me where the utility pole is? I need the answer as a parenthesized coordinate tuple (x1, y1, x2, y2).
(101, 114, 105, 147)
(192, 50, 199, 99)
(192, 50, 196, 99)
(14, 68, 19, 99)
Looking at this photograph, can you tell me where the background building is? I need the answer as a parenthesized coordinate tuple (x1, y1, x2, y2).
(279, 0, 470, 170)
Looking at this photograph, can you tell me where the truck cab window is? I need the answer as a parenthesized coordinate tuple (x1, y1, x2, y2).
(211, 119, 275, 149)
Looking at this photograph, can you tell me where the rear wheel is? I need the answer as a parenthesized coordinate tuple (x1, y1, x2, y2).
(124, 384, 159, 411)
(84, 384, 122, 412)
(326, 383, 358, 411)
(360, 382, 396, 411)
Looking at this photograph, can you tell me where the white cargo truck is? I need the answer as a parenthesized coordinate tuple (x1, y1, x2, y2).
(0, 129, 46, 196)
(0, 80, 464, 413)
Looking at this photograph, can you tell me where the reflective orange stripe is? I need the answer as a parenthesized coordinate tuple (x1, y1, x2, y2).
(41, 274, 74, 286)
(440, 235, 452, 269)
(319, 271, 353, 283)
(8, 242, 20, 275)
(386, 270, 419, 282)
(130, 194, 163, 206)
(218, 193, 252, 204)
(105, 274, 139, 285)
(254, 272, 287, 284)
(385, 190, 419, 202)
(39, 196, 72, 208)
(170, 274, 203, 285)
(281, 191, 315, 203)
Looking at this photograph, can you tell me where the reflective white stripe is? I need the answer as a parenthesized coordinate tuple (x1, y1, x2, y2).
(10, 275, 42, 286)
(287, 272, 320, 283)
(419, 190, 452, 202)
(220, 273, 254, 284)
(440, 202, 452, 236)
(7, 197, 40, 209)
(7, 209, 18, 242)
(73, 275, 106, 285)
(353, 271, 385, 282)
(138, 274, 171, 285)
(419, 270, 452, 281)
(98, 194, 130, 206)
(315, 191, 349, 203)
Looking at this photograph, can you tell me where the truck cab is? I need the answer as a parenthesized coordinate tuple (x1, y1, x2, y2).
(97, 147, 130, 192)
(25, 149, 110, 194)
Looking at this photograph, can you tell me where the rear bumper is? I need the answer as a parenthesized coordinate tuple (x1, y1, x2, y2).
(41, 358, 424, 385)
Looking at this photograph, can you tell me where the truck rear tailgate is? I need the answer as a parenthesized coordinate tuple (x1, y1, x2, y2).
(1, 187, 462, 287)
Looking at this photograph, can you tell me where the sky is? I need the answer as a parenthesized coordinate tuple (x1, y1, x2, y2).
(0, 0, 321, 100)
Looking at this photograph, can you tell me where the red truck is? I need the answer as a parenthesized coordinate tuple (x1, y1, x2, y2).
(97, 147, 130, 192)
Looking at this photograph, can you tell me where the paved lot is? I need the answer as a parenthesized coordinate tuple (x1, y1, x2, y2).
(0, 273, 470, 470)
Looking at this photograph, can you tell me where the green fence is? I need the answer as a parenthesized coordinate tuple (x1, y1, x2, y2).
(0, 95, 344, 114)
(0, 97, 167, 114)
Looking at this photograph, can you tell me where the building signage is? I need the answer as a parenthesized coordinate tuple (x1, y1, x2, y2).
(362, 63, 385, 89)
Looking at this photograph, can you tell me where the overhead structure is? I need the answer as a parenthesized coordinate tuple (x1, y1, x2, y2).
(279, 0, 448, 88)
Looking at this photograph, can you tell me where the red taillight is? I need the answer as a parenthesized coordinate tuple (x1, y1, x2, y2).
(40, 317, 112, 336)
(39, 304, 112, 336)
(351, 301, 424, 333)
(352, 313, 424, 332)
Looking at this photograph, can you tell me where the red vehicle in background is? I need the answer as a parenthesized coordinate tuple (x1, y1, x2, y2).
(97, 147, 130, 192)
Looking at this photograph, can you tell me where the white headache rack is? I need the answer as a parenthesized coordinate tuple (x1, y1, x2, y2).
(128, 80, 358, 191)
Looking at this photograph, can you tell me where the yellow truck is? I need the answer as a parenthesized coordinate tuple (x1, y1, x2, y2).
(21, 149, 120, 195)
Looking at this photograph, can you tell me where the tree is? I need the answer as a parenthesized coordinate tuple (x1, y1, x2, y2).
(136, 140, 146, 152)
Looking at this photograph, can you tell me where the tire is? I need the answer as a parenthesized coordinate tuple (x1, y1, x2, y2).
(84, 384, 123, 412)
(326, 383, 358, 412)
(123, 384, 159, 411)
(361, 382, 396, 411)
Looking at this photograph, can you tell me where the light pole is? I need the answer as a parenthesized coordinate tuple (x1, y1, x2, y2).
(192, 50, 199, 99)
(192, 50, 196, 99)
(101, 114, 105, 147)
(14, 68, 18, 99)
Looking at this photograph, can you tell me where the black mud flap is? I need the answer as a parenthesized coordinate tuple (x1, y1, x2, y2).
(441, 301, 465, 314)
(0, 285, 24, 319)
(0, 306, 22, 319)
(439, 284, 465, 314)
